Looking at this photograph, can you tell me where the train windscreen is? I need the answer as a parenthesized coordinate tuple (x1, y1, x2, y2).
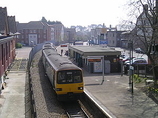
(57, 70, 82, 84)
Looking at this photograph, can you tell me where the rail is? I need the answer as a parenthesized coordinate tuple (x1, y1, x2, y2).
(62, 101, 90, 118)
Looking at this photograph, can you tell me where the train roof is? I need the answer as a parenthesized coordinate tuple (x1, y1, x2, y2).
(42, 42, 55, 50)
(43, 48, 58, 55)
(43, 47, 81, 71)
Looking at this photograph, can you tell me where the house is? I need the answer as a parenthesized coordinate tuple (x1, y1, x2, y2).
(107, 30, 124, 47)
(16, 21, 49, 46)
(121, 4, 152, 51)
(90, 25, 107, 45)
(17, 20, 73, 46)
(90, 24, 124, 47)
(64, 28, 76, 44)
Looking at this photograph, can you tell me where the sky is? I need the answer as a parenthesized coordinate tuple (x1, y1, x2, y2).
(1, 0, 129, 28)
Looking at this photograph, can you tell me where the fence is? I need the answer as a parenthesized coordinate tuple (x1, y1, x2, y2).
(27, 43, 44, 118)
(124, 64, 156, 78)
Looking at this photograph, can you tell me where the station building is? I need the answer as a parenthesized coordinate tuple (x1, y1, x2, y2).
(68, 45, 121, 73)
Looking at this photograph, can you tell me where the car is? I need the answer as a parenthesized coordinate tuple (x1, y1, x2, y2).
(135, 48, 144, 53)
(19, 43, 26, 46)
(124, 57, 144, 64)
(122, 56, 135, 63)
(125, 58, 147, 65)
(120, 54, 126, 58)
(119, 54, 126, 60)
(60, 43, 69, 47)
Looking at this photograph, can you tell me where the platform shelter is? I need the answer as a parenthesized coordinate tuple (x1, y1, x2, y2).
(68, 45, 121, 73)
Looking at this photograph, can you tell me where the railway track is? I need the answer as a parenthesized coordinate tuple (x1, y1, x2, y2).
(27, 46, 107, 118)
(61, 101, 90, 118)
(29, 50, 67, 118)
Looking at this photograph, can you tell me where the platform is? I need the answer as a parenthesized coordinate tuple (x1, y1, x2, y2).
(0, 46, 158, 118)
(83, 70, 158, 118)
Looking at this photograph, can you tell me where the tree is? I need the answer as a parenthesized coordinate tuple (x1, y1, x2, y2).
(41, 17, 47, 22)
(124, 0, 158, 85)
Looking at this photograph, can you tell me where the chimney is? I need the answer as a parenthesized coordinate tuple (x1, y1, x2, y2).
(143, 4, 148, 12)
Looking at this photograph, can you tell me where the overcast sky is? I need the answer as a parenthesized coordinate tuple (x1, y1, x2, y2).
(1, 0, 129, 28)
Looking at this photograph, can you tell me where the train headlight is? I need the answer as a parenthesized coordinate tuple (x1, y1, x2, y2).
(78, 87, 83, 90)
(55, 88, 62, 91)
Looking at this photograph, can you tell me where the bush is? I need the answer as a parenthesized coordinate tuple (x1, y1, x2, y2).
(133, 74, 147, 83)
(16, 43, 22, 48)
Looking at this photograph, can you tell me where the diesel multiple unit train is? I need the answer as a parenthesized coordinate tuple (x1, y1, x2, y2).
(42, 43, 84, 101)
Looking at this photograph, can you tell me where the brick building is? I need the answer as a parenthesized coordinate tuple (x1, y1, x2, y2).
(64, 28, 76, 43)
(0, 7, 16, 92)
(90, 24, 124, 47)
(16, 21, 49, 46)
(107, 30, 124, 47)
(0, 7, 9, 35)
(17, 20, 76, 46)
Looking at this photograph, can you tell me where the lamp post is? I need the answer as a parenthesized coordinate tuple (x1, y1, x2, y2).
(101, 56, 105, 85)
(128, 40, 134, 94)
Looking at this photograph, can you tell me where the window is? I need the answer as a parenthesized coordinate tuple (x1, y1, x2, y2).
(44, 35, 46, 39)
(1, 45, 4, 65)
(30, 30, 32, 33)
(51, 28, 54, 31)
(6, 43, 8, 61)
(57, 70, 82, 84)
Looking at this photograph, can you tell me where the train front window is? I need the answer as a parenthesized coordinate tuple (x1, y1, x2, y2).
(57, 70, 82, 84)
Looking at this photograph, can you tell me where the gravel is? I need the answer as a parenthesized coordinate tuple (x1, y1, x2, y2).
(30, 50, 67, 118)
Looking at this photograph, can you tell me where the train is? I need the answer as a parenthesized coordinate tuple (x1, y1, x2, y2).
(42, 43, 84, 101)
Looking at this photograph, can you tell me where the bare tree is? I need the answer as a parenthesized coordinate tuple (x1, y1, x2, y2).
(124, 0, 158, 85)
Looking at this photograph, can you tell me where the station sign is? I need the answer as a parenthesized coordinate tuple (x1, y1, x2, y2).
(88, 59, 101, 62)
(87, 56, 103, 62)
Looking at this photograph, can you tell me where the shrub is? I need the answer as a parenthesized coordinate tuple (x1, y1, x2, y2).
(16, 43, 22, 48)
(133, 74, 147, 83)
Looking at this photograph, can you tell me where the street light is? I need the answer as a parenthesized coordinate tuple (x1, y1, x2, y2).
(101, 56, 104, 85)
(128, 40, 134, 94)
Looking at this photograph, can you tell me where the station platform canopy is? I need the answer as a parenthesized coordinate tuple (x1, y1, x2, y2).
(68, 45, 121, 57)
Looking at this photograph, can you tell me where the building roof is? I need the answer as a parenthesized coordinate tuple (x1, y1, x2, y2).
(69, 45, 121, 56)
(17, 21, 47, 30)
(0, 36, 13, 44)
